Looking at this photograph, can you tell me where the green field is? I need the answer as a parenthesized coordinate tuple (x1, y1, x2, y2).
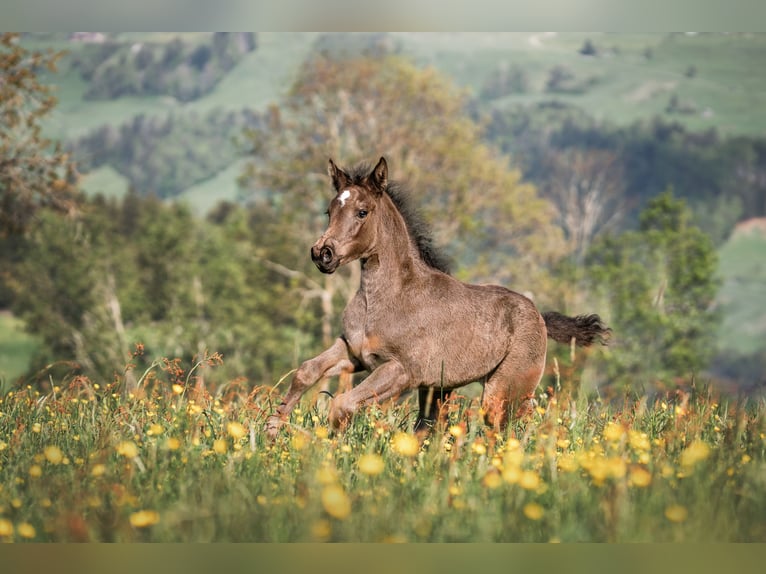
(0, 360, 763, 542)
(716, 221, 766, 355)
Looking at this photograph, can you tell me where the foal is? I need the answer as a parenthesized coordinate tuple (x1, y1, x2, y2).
(265, 157, 609, 438)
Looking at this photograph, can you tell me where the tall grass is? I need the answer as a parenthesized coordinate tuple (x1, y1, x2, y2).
(0, 352, 763, 542)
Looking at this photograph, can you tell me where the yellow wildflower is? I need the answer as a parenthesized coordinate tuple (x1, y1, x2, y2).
(321, 485, 351, 520)
(316, 466, 338, 485)
(629, 466, 652, 488)
(291, 434, 307, 451)
(165, 437, 181, 450)
(358, 453, 385, 476)
(0, 518, 13, 537)
(482, 470, 502, 489)
(129, 510, 160, 528)
(665, 504, 688, 523)
(557, 453, 578, 473)
(392, 432, 420, 457)
(448, 425, 464, 438)
(680, 440, 710, 468)
(227, 422, 246, 440)
(116, 441, 138, 458)
(172, 384, 184, 395)
(91, 464, 107, 477)
(502, 466, 521, 484)
(523, 502, 544, 521)
(311, 519, 332, 541)
(148, 424, 163, 436)
(315, 426, 329, 439)
(628, 430, 651, 452)
(28, 465, 42, 478)
(17, 522, 36, 539)
(213, 439, 228, 454)
(519, 470, 541, 491)
(471, 442, 487, 456)
(603, 422, 625, 442)
(44, 445, 63, 464)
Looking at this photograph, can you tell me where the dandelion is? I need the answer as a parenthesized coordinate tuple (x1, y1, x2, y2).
(172, 384, 184, 395)
(680, 440, 710, 468)
(148, 424, 163, 436)
(0, 518, 13, 537)
(603, 422, 625, 442)
(291, 434, 307, 451)
(315, 426, 329, 439)
(519, 470, 541, 491)
(44, 445, 64, 465)
(227, 422, 246, 440)
(557, 454, 578, 473)
(17, 522, 36, 539)
(482, 470, 502, 489)
(316, 465, 339, 485)
(91, 464, 107, 477)
(629, 466, 652, 488)
(129, 510, 160, 528)
(665, 504, 688, 523)
(502, 466, 521, 484)
(523, 502, 544, 521)
(116, 441, 139, 458)
(392, 432, 420, 457)
(165, 437, 181, 450)
(213, 439, 227, 454)
(471, 442, 487, 456)
(358, 453, 385, 476)
(311, 519, 332, 541)
(321, 485, 352, 520)
(448, 425, 464, 438)
(28, 465, 42, 478)
(606, 457, 627, 479)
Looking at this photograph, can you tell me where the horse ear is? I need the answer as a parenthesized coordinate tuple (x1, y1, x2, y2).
(328, 159, 350, 192)
(369, 157, 388, 192)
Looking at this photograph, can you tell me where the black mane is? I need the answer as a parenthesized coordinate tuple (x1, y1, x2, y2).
(345, 163, 452, 274)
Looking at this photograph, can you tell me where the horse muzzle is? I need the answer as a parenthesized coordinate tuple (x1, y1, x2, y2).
(311, 243, 340, 274)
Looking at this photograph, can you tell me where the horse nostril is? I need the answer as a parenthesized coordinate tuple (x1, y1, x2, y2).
(320, 246, 333, 264)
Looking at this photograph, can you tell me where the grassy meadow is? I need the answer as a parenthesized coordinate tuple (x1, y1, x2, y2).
(0, 352, 763, 542)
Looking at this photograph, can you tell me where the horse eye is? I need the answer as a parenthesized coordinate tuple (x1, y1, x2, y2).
(357, 209, 368, 219)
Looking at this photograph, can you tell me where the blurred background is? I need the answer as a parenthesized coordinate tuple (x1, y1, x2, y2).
(1, 32, 764, 397)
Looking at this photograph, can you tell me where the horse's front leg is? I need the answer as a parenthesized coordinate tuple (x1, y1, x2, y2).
(266, 337, 357, 439)
(329, 360, 412, 429)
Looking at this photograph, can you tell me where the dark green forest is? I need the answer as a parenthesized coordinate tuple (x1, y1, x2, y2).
(1, 32, 765, 396)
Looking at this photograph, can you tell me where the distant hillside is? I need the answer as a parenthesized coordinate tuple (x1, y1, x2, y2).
(717, 218, 766, 355)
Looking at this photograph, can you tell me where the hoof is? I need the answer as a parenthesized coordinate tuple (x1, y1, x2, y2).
(265, 415, 285, 440)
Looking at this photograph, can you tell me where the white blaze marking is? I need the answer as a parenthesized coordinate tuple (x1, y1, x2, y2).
(339, 189, 351, 207)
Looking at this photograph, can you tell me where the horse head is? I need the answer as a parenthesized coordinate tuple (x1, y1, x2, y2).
(311, 156, 388, 274)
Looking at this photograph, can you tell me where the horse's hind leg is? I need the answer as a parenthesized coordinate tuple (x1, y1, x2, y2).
(414, 387, 451, 435)
(481, 353, 545, 432)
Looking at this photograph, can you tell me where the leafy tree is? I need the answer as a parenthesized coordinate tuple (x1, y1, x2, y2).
(585, 190, 720, 390)
(0, 33, 79, 238)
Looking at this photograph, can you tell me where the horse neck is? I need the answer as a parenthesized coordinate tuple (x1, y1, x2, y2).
(360, 194, 426, 297)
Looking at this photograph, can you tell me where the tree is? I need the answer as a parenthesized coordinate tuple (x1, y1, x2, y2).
(240, 56, 565, 357)
(585, 190, 720, 390)
(0, 33, 79, 238)
(543, 148, 628, 266)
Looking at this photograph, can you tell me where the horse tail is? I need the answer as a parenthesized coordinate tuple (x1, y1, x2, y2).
(542, 311, 611, 347)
